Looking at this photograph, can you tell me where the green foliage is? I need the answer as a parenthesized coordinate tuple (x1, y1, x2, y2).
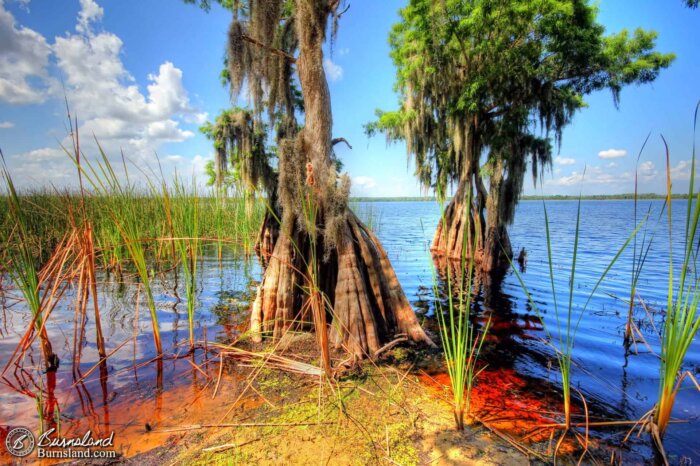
(1, 160, 42, 326)
(199, 109, 276, 196)
(431, 194, 490, 429)
(373, 0, 675, 223)
(510, 197, 643, 434)
(653, 104, 700, 442)
(204, 160, 237, 189)
(182, 0, 236, 12)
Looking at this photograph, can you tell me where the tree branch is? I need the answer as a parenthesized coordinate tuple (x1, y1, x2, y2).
(242, 34, 296, 64)
(332, 137, 353, 149)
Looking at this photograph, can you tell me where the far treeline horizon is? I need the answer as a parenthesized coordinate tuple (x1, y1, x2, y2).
(350, 193, 696, 202)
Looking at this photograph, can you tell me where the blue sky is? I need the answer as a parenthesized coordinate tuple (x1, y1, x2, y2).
(0, 0, 698, 196)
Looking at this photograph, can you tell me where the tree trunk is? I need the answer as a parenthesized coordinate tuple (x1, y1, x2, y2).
(483, 158, 513, 273)
(251, 210, 434, 358)
(250, 0, 434, 361)
(255, 210, 279, 268)
(431, 165, 512, 275)
(431, 177, 484, 263)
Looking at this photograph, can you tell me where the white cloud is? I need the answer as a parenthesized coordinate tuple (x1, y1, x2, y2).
(638, 161, 658, 181)
(0, 121, 15, 128)
(338, 47, 350, 56)
(76, 0, 103, 34)
(353, 175, 376, 189)
(146, 119, 193, 142)
(12, 147, 64, 161)
(0, 2, 52, 104)
(547, 166, 634, 187)
(598, 148, 627, 159)
(670, 160, 699, 181)
(4, 0, 205, 188)
(554, 156, 575, 166)
(323, 58, 343, 82)
(607, 162, 618, 168)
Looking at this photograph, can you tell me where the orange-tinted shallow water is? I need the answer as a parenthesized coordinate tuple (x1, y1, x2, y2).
(3, 200, 700, 464)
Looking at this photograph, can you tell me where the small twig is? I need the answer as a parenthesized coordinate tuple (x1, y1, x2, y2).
(155, 421, 334, 433)
(202, 437, 260, 453)
(373, 336, 407, 359)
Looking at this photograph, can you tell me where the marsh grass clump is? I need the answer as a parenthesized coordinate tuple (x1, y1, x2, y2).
(510, 195, 643, 458)
(170, 175, 201, 349)
(432, 195, 490, 431)
(0, 158, 59, 372)
(649, 109, 700, 451)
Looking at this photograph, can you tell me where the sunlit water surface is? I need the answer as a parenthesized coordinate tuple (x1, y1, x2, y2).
(0, 199, 698, 463)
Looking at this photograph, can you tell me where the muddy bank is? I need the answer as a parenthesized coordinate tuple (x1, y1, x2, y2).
(116, 347, 529, 465)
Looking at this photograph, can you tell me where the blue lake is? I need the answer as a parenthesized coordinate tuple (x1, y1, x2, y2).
(1, 199, 698, 462)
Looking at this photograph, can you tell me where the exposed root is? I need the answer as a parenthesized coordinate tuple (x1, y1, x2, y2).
(251, 210, 434, 361)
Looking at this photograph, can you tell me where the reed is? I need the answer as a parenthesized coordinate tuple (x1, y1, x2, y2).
(431, 195, 490, 430)
(349, 201, 383, 234)
(510, 195, 642, 449)
(74, 146, 164, 355)
(624, 136, 657, 346)
(170, 174, 200, 349)
(0, 153, 58, 372)
(299, 168, 331, 376)
(652, 104, 700, 443)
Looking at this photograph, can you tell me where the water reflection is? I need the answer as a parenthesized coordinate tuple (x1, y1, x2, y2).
(1, 200, 699, 462)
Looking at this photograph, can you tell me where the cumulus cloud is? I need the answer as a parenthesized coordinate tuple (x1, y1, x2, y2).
(669, 160, 700, 181)
(554, 156, 575, 166)
(0, 121, 15, 128)
(638, 161, 658, 181)
(12, 147, 64, 161)
(0, 2, 53, 104)
(4, 0, 206, 187)
(323, 58, 343, 81)
(76, 0, 103, 34)
(547, 166, 634, 187)
(598, 148, 627, 159)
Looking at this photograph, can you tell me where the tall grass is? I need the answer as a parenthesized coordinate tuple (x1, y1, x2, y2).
(624, 136, 658, 347)
(431, 196, 490, 430)
(652, 106, 700, 444)
(0, 154, 57, 371)
(510, 196, 642, 446)
(170, 175, 200, 349)
(75, 147, 164, 355)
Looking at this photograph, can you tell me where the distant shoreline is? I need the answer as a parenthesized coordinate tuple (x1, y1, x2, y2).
(351, 194, 692, 202)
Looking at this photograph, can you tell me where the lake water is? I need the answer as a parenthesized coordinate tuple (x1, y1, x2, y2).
(1, 199, 698, 463)
(377, 199, 700, 462)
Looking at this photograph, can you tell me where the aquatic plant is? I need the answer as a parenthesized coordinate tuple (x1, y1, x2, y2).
(652, 106, 700, 446)
(624, 136, 658, 347)
(431, 195, 490, 430)
(171, 174, 201, 349)
(510, 194, 642, 455)
(0, 153, 58, 372)
(74, 146, 164, 355)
